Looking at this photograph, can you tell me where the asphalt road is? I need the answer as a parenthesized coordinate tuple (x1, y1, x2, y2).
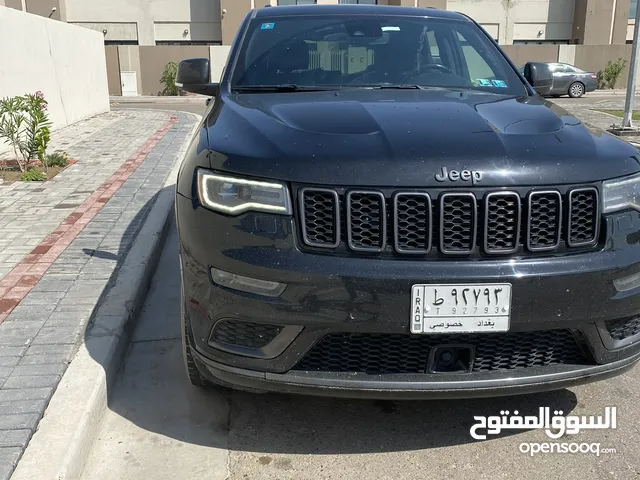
(79, 220, 640, 480)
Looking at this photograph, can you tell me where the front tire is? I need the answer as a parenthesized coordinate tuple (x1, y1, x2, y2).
(181, 286, 214, 388)
(568, 82, 585, 98)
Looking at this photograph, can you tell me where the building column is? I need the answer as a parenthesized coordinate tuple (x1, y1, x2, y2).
(387, 1, 417, 6)
(418, 0, 446, 9)
(612, 0, 631, 44)
(4, 0, 25, 11)
(573, 0, 629, 44)
(221, 0, 252, 46)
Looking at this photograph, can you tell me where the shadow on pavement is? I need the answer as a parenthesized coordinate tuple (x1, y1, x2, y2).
(226, 388, 577, 454)
(82, 188, 578, 457)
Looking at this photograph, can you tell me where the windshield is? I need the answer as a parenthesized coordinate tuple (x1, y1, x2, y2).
(230, 15, 527, 95)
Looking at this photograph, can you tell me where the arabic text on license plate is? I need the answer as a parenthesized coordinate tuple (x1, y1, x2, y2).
(410, 284, 512, 333)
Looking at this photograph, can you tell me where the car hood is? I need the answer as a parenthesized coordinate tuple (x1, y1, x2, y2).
(204, 89, 640, 187)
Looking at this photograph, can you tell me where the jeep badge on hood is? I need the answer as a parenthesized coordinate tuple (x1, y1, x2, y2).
(435, 167, 483, 185)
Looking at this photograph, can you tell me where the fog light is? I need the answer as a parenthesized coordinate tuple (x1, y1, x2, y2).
(210, 268, 286, 297)
(614, 271, 640, 292)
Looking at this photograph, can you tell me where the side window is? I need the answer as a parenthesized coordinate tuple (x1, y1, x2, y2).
(456, 31, 496, 81)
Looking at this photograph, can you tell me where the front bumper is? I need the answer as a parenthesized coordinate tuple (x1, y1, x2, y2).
(191, 348, 640, 399)
(176, 194, 640, 398)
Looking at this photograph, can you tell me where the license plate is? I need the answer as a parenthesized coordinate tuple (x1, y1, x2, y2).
(410, 283, 512, 334)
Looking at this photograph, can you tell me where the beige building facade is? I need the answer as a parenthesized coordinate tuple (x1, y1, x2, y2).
(1, 0, 633, 46)
(4, 0, 638, 96)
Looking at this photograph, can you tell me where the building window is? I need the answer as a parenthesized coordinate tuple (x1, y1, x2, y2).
(104, 40, 139, 46)
(339, 0, 377, 3)
(631, 0, 637, 19)
(513, 40, 570, 45)
(156, 41, 221, 46)
(277, 0, 317, 5)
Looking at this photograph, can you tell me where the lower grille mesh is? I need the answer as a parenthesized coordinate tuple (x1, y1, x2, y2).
(211, 320, 282, 349)
(294, 330, 589, 374)
(605, 316, 640, 341)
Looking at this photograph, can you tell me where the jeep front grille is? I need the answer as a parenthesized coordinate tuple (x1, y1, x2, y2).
(568, 188, 599, 247)
(293, 330, 591, 374)
(297, 185, 601, 257)
(439, 193, 477, 254)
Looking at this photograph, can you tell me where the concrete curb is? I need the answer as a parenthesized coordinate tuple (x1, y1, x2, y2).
(10, 115, 202, 480)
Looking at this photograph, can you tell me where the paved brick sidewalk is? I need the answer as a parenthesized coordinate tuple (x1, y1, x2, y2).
(0, 109, 198, 480)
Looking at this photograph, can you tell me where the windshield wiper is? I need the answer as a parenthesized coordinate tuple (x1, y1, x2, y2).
(371, 84, 427, 90)
(233, 84, 339, 92)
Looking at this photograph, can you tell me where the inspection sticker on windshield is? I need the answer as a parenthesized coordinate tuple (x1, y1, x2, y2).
(492, 79, 508, 88)
(476, 79, 493, 87)
(410, 283, 512, 334)
(261, 22, 275, 30)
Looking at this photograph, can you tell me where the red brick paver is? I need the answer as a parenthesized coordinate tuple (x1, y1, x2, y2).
(0, 115, 179, 323)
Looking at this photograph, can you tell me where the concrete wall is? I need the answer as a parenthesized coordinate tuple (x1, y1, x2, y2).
(0, 7, 109, 154)
(574, 44, 633, 86)
(4, 0, 24, 10)
(210, 45, 232, 82)
(105, 46, 122, 95)
(139, 45, 210, 94)
(24, 0, 65, 21)
(501, 45, 561, 66)
(449, 0, 575, 44)
(65, 0, 222, 45)
(103, 44, 231, 95)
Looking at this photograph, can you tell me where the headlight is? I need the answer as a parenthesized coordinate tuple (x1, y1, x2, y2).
(197, 169, 292, 215)
(603, 172, 640, 214)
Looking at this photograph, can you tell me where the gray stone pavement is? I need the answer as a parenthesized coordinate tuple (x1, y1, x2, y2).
(554, 97, 640, 140)
(0, 110, 171, 280)
(0, 109, 198, 480)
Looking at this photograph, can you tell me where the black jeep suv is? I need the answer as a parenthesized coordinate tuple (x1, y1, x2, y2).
(174, 4, 640, 399)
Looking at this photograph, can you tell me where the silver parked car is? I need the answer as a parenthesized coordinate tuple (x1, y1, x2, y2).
(518, 62, 597, 98)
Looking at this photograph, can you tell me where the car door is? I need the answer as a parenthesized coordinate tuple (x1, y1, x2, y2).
(551, 64, 576, 94)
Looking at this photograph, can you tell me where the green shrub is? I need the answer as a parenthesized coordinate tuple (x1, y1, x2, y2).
(596, 70, 607, 90)
(603, 58, 627, 89)
(160, 62, 180, 96)
(0, 91, 51, 172)
(45, 151, 70, 168)
(20, 169, 46, 181)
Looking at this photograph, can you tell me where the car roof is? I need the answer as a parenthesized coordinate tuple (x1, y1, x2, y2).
(254, 4, 470, 22)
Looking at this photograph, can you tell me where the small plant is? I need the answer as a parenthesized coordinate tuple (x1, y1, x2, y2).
(0, 96, 27, 169)
(0, 91, 52, 172)
(160, 62, 180, 96)
(596, 70, 607, 90)
(603, 58, 627, 89)
(20, 169, 46, 181)
(44, 150, 70, 168)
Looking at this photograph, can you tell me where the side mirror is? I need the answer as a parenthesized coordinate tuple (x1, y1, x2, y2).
(176, 58, 220, 96)
(523, 62, 553, 96)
